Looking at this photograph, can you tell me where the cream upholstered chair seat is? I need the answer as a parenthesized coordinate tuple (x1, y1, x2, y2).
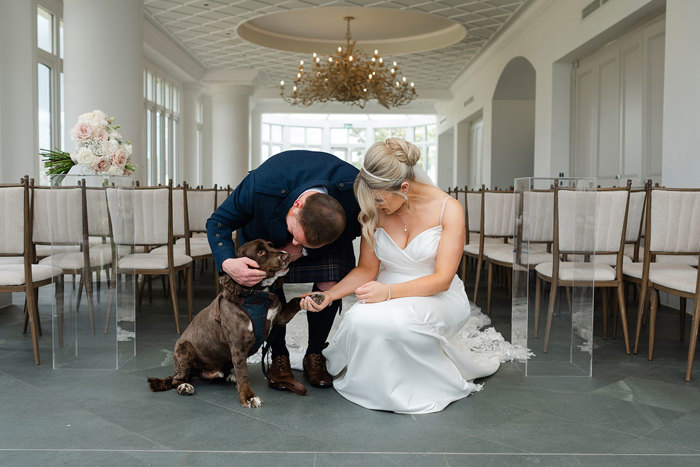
(535, 261, 617, 282)
(118, 252, 192, 270)
(487, 247, 552, 265)
(622, 262, 695, 279)
(0, 257, 24, 265)
(0, 263, 62, 286)
(38, 249, 113, 270)
(648, 265, 697, 294)
(150, 243, 211, 257)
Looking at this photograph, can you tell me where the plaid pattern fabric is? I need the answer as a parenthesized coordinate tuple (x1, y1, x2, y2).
(286, 239, 356, 283)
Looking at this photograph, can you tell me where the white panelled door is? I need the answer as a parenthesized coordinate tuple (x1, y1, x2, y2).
(571, 16, 664, 186)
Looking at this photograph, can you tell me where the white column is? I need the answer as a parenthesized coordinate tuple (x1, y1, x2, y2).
(0, 0, 36, 182)
(208, 84, 253, 187)
(662, 0, 700, 188)
(180, 84, 200, 186)
(201, 94, 213, 188)
(63, 0, 144, 181)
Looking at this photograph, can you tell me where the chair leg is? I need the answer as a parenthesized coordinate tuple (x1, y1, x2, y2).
(602, 287, 608, 340)
(161, 275, 168, 297)
(76, 273, 84, 311)
(565, 287, 573, 313)
(56, 276, 65, 348)
(616, 284, 631, 355)
(544, 283, 559, 353)
(473, 258, 483, 304)
(634, 280, 649, 354)
(96, 268, 101, 303)
(186, 265, 194, 322)
(103, 271, 118, 334)
(148, 276, 153, 303)
(680, 297, 687, 342)
(685, 301, 700, 382)
(136, 274, 144, 313)
(534, 277, 542, 338)
(487, 262, 494, 315)
(84, 269, 96, 335)
(168, 269, 182, 334)
(25, 286, 41, 365)
(506, 268, 512, 294)
(648, 288, 659, 360)
(612, 289, 619, 340)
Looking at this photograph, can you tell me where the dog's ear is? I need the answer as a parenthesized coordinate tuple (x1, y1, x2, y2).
(219, 274, 244, 301)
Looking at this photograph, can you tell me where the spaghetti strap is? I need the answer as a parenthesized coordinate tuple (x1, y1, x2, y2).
(439, 196, 451, 225)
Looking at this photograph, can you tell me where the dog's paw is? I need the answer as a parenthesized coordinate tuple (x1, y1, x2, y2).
(225, 373, 237, 384)
(242, 396, 263, 408)
(176, 383, 195, 395)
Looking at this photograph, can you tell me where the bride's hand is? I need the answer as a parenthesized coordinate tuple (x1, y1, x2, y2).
(355, 281, 389, 304)
(299, 292, 333, 312)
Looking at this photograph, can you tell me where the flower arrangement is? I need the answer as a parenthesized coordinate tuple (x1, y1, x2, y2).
(42, 110, 136, 176)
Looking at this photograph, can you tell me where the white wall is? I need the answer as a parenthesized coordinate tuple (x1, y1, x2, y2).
(436, 0, 666, 186)
(437, 128, 454, 189)
(661, 0, 700, 188)
(491, 100, 535, 189)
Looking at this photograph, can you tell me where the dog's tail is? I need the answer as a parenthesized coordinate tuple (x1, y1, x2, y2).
(147, 376, 175, 392)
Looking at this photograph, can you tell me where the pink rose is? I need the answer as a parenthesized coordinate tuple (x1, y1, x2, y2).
(94, 128, 108, 141)
(72, 122, 93, 141)
(111, 148, 127, 168)
(91, 156, 110, 173)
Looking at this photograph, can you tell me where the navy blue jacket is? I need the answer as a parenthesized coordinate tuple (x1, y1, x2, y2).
(207, 150, 361, 275)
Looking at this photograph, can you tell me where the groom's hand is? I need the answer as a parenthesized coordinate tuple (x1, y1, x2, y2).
(222, 257, 267, 287)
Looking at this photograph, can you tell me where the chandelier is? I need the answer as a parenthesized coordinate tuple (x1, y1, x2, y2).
(280, 17, 416, 109)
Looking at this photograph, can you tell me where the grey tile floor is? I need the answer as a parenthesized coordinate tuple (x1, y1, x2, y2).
(1, 265, 700, 466)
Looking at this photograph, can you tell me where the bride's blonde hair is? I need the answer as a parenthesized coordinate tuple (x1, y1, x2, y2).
(354, 137, 421, 248)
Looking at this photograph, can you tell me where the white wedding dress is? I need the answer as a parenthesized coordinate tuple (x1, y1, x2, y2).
(323, 199, 502, 414)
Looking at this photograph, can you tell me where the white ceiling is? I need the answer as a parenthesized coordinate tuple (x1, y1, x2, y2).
(144, 0, 531, 92)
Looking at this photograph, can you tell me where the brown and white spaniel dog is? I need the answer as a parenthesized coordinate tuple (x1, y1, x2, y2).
(148, 239, 301, 408)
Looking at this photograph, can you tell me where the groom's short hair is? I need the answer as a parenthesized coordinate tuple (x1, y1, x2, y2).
(298, 193, 346, 247)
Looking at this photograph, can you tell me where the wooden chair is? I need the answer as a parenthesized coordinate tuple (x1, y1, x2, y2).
(463, 186, 515, 305)
(628, 187, 700, 357)
(535, 181, 632, 354)
(104, 181, 193, 334)
(33, 179, 113, 335)
(0, 177, 62, 364)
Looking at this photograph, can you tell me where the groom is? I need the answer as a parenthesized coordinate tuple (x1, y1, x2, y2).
(207, 150, 361, 394)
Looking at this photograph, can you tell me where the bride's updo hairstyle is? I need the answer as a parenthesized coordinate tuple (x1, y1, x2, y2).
(354, 137, 421, 248)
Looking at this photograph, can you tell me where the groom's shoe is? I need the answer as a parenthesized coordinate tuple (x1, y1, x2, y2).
(267, 355, 307, 395)
(303, 353, 333, 388)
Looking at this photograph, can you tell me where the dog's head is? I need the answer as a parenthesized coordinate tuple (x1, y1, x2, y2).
(219, 239, 292, 299)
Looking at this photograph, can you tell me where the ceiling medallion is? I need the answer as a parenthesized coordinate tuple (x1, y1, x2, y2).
(280, 17, 416, 109)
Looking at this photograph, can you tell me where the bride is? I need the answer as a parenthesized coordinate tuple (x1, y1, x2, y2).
(300, 137, 501, 414)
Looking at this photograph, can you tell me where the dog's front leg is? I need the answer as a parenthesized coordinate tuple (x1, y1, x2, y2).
(230, 351, 261, 408)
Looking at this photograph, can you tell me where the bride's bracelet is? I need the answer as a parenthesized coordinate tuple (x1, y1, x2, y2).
(386, 284, 391, 301)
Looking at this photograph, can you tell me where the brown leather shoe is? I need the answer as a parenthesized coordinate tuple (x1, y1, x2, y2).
(303, 353, 333, 388)
(267, 355, 307, 395)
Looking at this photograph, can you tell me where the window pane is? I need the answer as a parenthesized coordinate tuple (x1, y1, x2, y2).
(374, 128, 389, 142)
(146, 72, 153, 101)
(156, 78, 162, 106)
(350, 149, 363, 167)
(271, 145, 282, 155)
(391, 127, 407, 138)
(155, 112, 162, 184)
(173, 90, 179, 114)
(271, 125, 282, 142)
(60, 71, 65, 150)
(427, 124, 436, 142)
(37, 63, 52, 151)
(59, 20, 64, 59)
(307, 127, 322, 145)
(37, 7, 53, 53)
(262, 123, 270, 141)
(261, 144, 270, 161)
(290, 126, 305, 144)
(165, 83, 171, 110)
(349, 128, 366, 144)
(172, 119, 178, 182)
(164, 114, 170, 180)
(331, 128, 347, 144)
(331, 149, 346, 160)
(146, 109, 153, 185)
(414, 125, 426, 143)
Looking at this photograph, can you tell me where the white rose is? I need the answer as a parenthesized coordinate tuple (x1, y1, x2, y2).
(124, 143, 133, 156)
(110, 130, 123, 142)
(70, 152, 78, 163)
(87, 110, 108, 129)
(107, 165, 123, 176)
(101, 138, 119, 156)
(76, 147, 95, 166)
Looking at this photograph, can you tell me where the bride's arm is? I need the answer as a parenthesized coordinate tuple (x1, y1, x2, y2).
(355, 198, 465, 303)
(300, 235, 380, 311)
